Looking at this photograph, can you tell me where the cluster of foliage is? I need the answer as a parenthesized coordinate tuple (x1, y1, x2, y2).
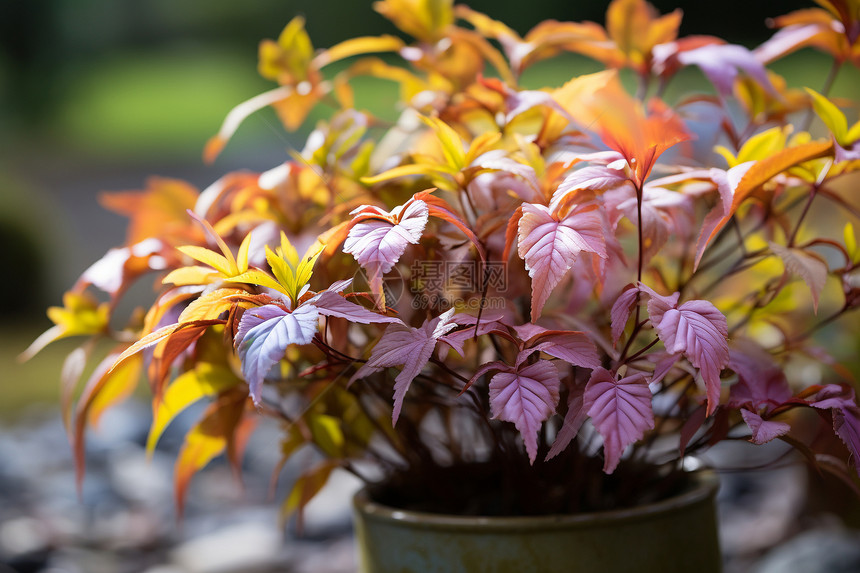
(27, 0, 860, 517)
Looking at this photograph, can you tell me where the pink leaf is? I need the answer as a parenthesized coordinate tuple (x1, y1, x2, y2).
(585, 368, 654, 474)
(344, 199, 428, 300)
(647, 295, 728, 415)
(769, 243, 829, 313)
(546, 379, 588, 461)
(551, 164, 631, 208)
(350, 309, 456, 424)
(740, 410, 790, 445)
(610, 284, 641, 345)
(517, 203, 607, 321)
(474, 156, 542, 204)
(693, 162, 754, 270)
(489, 360, 561, 464)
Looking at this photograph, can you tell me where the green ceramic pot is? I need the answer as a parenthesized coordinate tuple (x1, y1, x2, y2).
(353, 470, 721, 573)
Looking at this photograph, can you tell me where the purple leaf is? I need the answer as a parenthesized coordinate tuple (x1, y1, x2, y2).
(740, 410, 790, 445)
(439, 314, 510, 356)
(351, 309, 456, 424)
(610, 285, 641, 345)
(678, 44, 776, 98)
(518, 203, 607, 321)
(727, 344, 791, 411)
(310, 290, 401, 324)
(647, 294, 728, 415)
(344, 199, 428, 299)
(489, 360, 561, 464)
(650, 352, 680, 386)
(528, 332, 601, 370)
(585, 368, 654, 474)
(754, 23, 820, 64)
(236, 304, 319, 405)
(811, 385, 860, 476)
(546, 379, 588, 461)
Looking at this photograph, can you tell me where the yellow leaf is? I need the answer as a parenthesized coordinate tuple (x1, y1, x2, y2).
(806, 88, 848, 145)
(162, 265, 220, 286)
(86, 354, 144, 428)
(228, 269, 288, 295)
(845, 223, 858, 262)
(735, 126, 790, 165)
(22, 292, 110, 360)
(315, 35, 405, 67)
(174, 390, 247, 513)
(846, 120, 860, 144)
(282, 461, 338, 520)
(178, 288, 248, 323)
(360, 162, 451, 185)
(47, 291, 110, 337)
(420, 115, 467, 170)
(236, 232, 252, 274)
(177, 245, 234, 276)
(266, 245, 297, 299)
(606, 0, 681, 70)
(279, 232, 300, 268)
(147, 363, 241, 455)
(111, 322, 188, 370)
(308, 414, 345, 457)
(295, 242, 324, 292)
(258, 17, 314, 84)
(464, 132, 503, 166)
(373, 0, 453, 41)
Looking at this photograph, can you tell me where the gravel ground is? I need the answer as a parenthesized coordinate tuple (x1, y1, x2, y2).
(1, 401, 859, 573)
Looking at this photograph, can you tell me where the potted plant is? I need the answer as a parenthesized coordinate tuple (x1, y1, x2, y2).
(24, 0, 860, 570)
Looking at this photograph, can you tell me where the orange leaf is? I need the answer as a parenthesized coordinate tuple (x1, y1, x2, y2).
(73, 351, 144, 491)
(174, 389, 248, 515)
(586, 83, 690, 186)
(730, 140, 833, 212)
(281, 460, 338, 531)
(99, 177, 199, 245)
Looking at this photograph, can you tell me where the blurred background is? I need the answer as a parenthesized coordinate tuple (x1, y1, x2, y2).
(1, 1, 858, 572)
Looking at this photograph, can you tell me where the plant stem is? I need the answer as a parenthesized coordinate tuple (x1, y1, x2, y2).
(787, 184, 819, 248)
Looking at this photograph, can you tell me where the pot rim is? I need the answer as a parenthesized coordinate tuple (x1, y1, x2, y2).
(353, 469, 719, 532)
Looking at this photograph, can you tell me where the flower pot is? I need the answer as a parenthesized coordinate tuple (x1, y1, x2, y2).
(352, 470, 721, 573)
